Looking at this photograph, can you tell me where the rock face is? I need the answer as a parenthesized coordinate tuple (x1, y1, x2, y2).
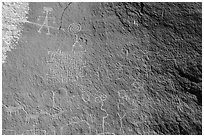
(2, 2, 29, 63)
(2, 2, 202, 135)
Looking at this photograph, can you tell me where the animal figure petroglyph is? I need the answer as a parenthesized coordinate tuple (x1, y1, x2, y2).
(25, 114, 39, 122)
(2, 129, 16, 135)
(3, 104, 24, 116)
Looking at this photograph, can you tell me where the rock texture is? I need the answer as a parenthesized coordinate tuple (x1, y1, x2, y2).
(2, 2, 29, 63)
(2, 2, 202, 135)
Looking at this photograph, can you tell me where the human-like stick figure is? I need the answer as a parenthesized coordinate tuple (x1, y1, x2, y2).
(38, 7, 54, 35)
(72, 34, 86, 53)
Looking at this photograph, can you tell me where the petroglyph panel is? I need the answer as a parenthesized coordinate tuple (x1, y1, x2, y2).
(2, 2, 202, 135)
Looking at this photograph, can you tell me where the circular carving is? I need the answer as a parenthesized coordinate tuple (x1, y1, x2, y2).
(68, 23, 81, 34)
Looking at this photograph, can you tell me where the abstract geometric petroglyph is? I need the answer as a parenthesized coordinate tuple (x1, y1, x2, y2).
(68, 23, 81, 34)
(2, 2, 202, 135)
